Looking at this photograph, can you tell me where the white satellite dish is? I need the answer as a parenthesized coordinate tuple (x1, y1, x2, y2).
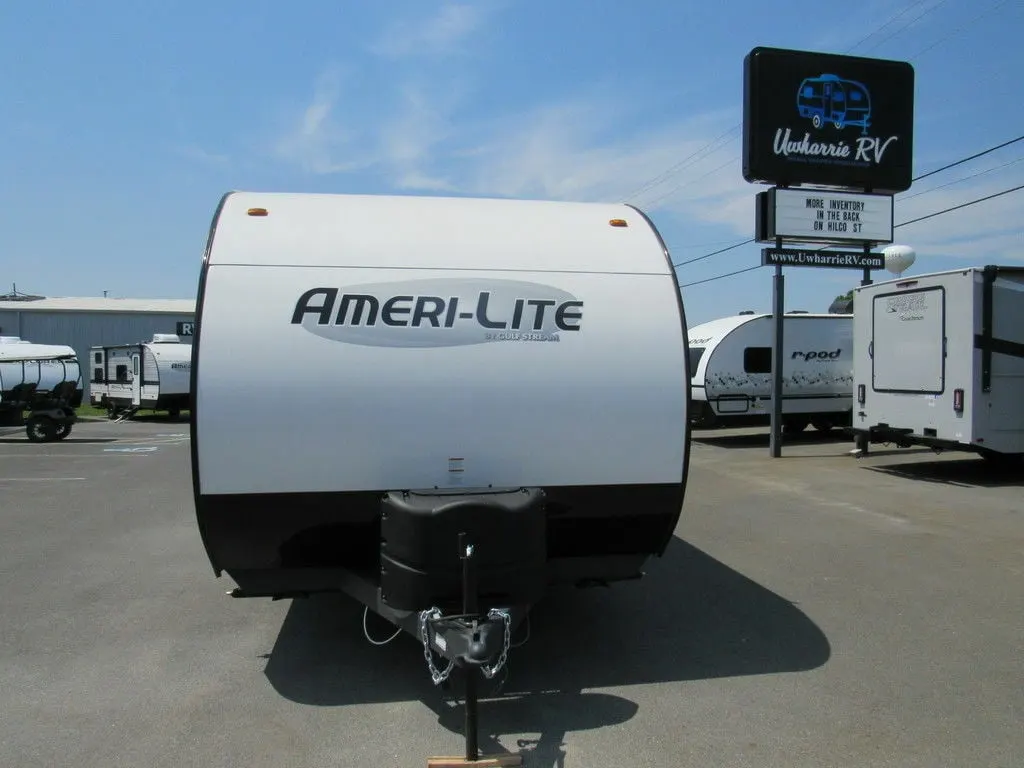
(883, 244, 916, 277)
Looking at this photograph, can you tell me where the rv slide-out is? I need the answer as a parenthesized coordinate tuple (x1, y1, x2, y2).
(852, 266, 1024, 460)
(190, 191, 692, 649)
(688, 312, 853, 432)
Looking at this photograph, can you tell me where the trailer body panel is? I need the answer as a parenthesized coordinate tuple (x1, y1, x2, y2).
(89, 336, 192, 414)
(190, 191, 692, 606)
(688, 313, 853, 428)
(853, 266, 1024, 456)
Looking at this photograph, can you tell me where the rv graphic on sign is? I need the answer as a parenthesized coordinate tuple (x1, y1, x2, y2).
(742, 46, 915, 193)
(796, 74, 871, 135)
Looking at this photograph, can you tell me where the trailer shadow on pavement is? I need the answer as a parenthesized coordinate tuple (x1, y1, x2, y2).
(261, 537, 831, 762)
(692, 428, 852, 450)
(864, 456, 1024, 489)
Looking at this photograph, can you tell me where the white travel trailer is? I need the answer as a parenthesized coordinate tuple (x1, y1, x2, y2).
(191, 191, 691, 717)
(688, 312, 854, 433)
(89, 333, 192, 418)
(0, 337, 82, 441)
(851, 265, 1024, 461)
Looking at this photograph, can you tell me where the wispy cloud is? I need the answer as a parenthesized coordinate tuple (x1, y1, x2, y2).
(272, 65, 374, 175)
(268, 65, 755, 229)
(369, 2, 492, 59)
(265, 2, 1021, 271)
(380, 80, 469, 190)
(174, 145, 229, 167)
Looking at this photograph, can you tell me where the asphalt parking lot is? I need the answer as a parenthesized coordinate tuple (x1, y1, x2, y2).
(0, 419, 1021, 767)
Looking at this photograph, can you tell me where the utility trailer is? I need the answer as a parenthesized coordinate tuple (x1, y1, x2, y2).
(0, 337, 82, 442)
(688, 312, 854, 433)
(191, 191, 691, 762)
(89, 333, 192, 419)
(852, 265, 1024, 461)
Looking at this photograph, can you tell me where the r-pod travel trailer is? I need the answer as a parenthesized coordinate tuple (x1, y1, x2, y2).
(688, 312, 854, 432)
(191, 191, 691, 754)
(0, 337, 82, 442)
(852, 266, 1024, 461)
(89, 334, 192, 419)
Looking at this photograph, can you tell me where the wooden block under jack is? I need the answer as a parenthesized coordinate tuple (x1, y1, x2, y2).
(426, 755, 522, 767)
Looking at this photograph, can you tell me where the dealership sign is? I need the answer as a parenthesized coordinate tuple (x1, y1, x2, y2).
(742, 47, 915, 193)
(760, 247, 884, 270)
(756, 187, 894, 245)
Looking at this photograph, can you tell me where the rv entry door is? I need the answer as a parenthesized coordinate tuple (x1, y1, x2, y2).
(131, 353, 142, 406)
(871, 287, 945, 394)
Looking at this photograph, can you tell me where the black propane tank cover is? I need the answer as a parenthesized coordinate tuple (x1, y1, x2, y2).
(379, 487, 547, 612)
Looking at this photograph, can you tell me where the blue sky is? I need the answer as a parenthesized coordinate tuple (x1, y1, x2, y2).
(2, 0, 1022, 326)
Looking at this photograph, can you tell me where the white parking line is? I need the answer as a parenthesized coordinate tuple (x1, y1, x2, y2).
(0, 477, 87, 482)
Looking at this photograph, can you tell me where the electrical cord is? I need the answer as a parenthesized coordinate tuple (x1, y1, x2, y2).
(362, 605, 402, 646)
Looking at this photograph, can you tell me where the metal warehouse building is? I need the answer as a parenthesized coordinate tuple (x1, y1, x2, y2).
(0, 296, 196, 394)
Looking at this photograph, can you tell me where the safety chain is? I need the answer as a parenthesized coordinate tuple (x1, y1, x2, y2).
(417, 607, 513, 684)
(419, 607, 454, 685)
(481, 608, 511, 679)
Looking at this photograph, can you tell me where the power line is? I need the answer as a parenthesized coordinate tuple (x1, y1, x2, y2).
(624, 125, 739, 201)
(673, 238, 753, 268)
(899, 154, 1024, 201)
(841, 0, 932, 53)
(906, 0, 1016, 60)
(642, 155, 737, 208)
(626, 0, 1010, 213)
(624, 6, 929, 205)
(680, 133, 1024, 264)
(679, 265, 760, 289)
(913, 133, 1024, 182)
(859, 0, 952, 54)
(623, 1, 962, 205)
(672, 237, 757, 250)
(895, 182, 1024, 227)
(678, 182, 1024, 289)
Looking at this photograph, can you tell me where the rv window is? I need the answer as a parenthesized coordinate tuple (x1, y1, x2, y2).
(688, 347, 705, 374)
(743, 347, 772, 374)
(116, 364, 128, 382)
(94, 352, 102, 364)
(93, 367, 104, 383)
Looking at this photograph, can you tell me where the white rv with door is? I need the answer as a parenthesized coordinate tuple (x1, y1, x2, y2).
(89, 333, 192, 418)
(688, 312, 853, 432)
(852, 266, 1024, 460)
(190, 190, 692, 668)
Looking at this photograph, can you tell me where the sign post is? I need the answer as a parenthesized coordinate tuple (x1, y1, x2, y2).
(741, 46, 915, 456)
(770, 238, 785, 458)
